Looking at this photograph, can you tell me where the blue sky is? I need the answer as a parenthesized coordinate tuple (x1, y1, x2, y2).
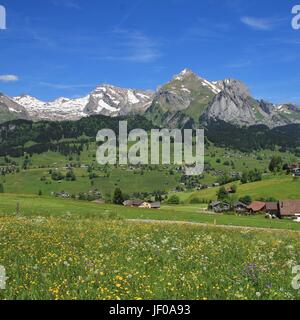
(0, 0, 300, 103)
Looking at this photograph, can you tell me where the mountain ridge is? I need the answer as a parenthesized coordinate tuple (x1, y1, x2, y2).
(1, 69, 299, 128)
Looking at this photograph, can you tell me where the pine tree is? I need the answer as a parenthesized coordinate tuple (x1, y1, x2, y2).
(113, 188, 124, 205)
(269, 156, 283, 172)
(217, 186, 228, 201)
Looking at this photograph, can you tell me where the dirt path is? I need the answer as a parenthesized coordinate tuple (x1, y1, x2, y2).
(126, 219, 300, 233)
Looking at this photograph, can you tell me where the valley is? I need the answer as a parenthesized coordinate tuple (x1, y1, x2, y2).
(2, 0, 300, 303)
(1, 69, 300, 301)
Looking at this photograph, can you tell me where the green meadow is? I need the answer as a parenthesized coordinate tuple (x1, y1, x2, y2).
(0, 213, 300, 300)
(1, 142, 298, 199)
(177, 175, 300, 203)
(0, 167, 179, 197)
(1, 143, 300, 300)
(1, 193, 300, 231)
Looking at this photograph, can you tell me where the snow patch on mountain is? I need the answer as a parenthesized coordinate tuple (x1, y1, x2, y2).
(12, 85, 153, 121)
(2, 69, 299, 128)
(201, 79, 221, 95)
(13, 94, 89, 121)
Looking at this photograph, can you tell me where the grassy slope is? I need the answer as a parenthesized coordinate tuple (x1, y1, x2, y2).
(1, 193, 300, 231)
(0, 167, 179, 197)
(2, 143, 298, 196)
(177, 175, 300, 202)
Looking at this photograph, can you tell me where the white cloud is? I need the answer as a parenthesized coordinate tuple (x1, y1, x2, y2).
(241, 16, 284, 31)
(99, 29, 162, 63)
(0, 75, 19, 82)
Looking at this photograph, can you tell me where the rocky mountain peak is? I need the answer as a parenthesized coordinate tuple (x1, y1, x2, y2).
(173, 68, 199, 81)
(217, 79, 250, 98)
(1, 71, 300, 129)
(84, 84, 153, 117)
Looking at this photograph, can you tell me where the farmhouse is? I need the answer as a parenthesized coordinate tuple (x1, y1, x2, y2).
(293, 169, 300, 177)
(149, 202, 161, 209)
(209, 201, 247, 214)
(288, 164, 300, 176)
(279, 200, 300, 218)
(233, 201, 248, 213)
(53, 191, 70, 199)
(247, 201, 266, 214)
(245, 200, 300, 218)
(139, 202, 161, 209)
(265, 202, 279, 216)
(123, 200, 161, 209)
(123, 200, 143, 207)
(209, 201, 230, 213)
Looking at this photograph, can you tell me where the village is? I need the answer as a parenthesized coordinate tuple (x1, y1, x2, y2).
(122, 197, 300, 221)
(49, 162, 300, 222)
(209, 200, 300, 221)
(289, 164, 300, 177)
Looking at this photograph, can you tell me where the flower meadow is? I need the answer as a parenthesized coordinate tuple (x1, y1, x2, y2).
(0, 216, 300, 300)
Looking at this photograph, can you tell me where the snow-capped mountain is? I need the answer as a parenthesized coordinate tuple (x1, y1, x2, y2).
(146, 68, 221, 127)
(84, 85, 153, 117)
(0, 69, 299, 128)
(13, 95, 89, 121)
(146, 70, 300, 129)
(11, 85, 153, 122)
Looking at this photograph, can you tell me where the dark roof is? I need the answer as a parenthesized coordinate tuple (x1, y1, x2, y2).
(150, 202, 161, 208)
(265, 202, 278, 211)
(210, 201, 221, 207)
(210, 201, 230, 207)
(123, 200, 143, 207)
(279, 201, 300, 216)
(247, 201, 266, 212)
(233, 201, 248, 208)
